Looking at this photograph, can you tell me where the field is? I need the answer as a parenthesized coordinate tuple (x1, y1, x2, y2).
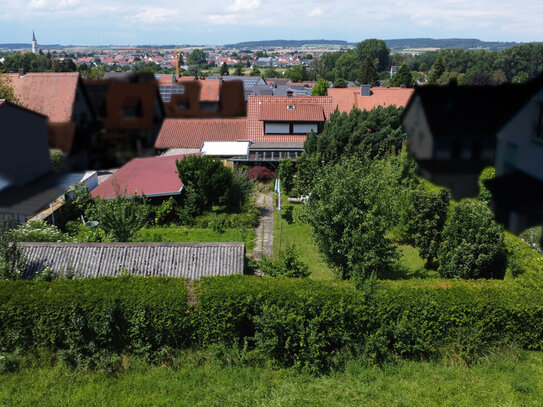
(1, 350, 542, 406)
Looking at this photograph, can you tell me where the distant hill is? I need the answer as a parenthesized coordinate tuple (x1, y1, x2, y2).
(0, 43, 67, 50)
(223, 40, 354, 48)
(384, 38, 520, 51)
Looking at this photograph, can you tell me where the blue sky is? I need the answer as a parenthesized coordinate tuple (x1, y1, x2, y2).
(1, 0, 542, 45)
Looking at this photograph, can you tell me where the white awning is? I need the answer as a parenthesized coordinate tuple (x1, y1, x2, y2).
(201, 141, 250, 157)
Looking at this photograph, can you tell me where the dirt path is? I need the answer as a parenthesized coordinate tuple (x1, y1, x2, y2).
(251, 191, 274, 260)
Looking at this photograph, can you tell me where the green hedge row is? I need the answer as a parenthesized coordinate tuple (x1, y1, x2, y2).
(1, 276, 542, 372)
(0, 278, 190, 357)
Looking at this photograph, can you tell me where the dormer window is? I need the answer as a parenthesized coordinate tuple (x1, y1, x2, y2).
(123, 97, 142, 119)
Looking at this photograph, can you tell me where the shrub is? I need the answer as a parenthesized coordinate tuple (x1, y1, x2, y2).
(478, 166, 496, 204)
(411, 188, 450, 266)
(153, 197, 178, 226)
(10, 220, 74, 242)
(438, 199, 507, 279)
(49, 149, 64, 171)
(0, 225, 25, 280)
(87, 195, 150, 242)
(259, 245, 310, 278)
(278, 158, 295, 196)
(248, 166, 274, 182)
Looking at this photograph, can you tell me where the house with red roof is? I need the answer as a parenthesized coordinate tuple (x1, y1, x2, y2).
(328, 85, 414, 113)
(91, 153, 198, 200)
(6, 72, 96, 163)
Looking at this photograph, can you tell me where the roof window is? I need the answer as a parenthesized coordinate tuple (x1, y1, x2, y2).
(287, 105, 295, 110)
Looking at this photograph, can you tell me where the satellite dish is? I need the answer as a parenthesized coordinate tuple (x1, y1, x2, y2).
(85, 221, 99, 228)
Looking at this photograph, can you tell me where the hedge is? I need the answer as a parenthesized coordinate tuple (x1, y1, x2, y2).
(1, 276, 542, 372)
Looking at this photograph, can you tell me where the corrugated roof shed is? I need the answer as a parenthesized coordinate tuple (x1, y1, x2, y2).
(21, 242, 245, 279)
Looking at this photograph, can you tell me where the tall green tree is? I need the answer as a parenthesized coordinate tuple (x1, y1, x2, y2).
(357, 55, 379, 86)
(0, 69, 20, 104)
(304, 156, 397, 283)
(286, 65, 308, 82)
(390, 64, 414, 87)
(220, 62, 229, 76)
(428, 54, 446, 85)
(278, 158, 295, 195)
(333, 78, 348, 88)
(410, 188, 450, 266)
(356, 39, 390, 71)
(234, 62, 244, 76)
(311, 78, 329, 96)
(438, 199, 506, 279)
(187, 49, 208, 69)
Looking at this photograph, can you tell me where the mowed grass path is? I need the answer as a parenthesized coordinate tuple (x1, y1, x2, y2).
(272, 197, 335, 280)
(1, 351, 542, 406)
(135, 227, 256, 252)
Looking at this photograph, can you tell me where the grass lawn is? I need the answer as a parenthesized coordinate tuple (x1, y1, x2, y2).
(1, 350, 542, 406)
(135, 227, 256, 252)
(272, 197, 335, 280)
(273, 195, 438, 281)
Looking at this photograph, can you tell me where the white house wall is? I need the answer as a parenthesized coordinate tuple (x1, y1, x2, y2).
(495, 88, 543, 181)
(404, 96, 434, 160)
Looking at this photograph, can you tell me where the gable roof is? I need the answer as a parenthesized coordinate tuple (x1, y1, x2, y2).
(6, 72, 81, 122)
(247, 95, 334, 142)
(90, 153, 198, 199)
(328, 86, 414, 113)
(21, 242, 245, 279)
(259, 103, 325, 121)
(155, 117, 248, 149)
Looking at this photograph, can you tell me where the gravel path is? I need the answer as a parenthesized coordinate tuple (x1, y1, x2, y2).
(251, 191, 274, 260)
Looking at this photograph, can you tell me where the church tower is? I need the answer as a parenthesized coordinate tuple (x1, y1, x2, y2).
(32, 31, 38, 54)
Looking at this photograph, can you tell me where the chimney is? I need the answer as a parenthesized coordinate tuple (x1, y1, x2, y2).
(18, 69, 25, 78)
(171, 74, 177, 83)
(360, 84, 371, 97)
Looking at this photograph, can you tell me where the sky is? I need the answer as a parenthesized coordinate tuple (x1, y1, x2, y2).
(1, 0, 542, 46)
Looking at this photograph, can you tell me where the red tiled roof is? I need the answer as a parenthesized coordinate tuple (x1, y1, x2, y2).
(155, 118, 248, 149)
(157, 76, 196, 84)
(91, 153, 199, 199)
(6, 72, 80, 122)
(328, 87, 414, 113)
(258, 103, 324, 121)
(200, 79, 221, 102)
(247, 95, 334, 142)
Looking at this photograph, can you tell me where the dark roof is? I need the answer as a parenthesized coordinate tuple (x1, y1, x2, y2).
(0, 172, 88, 217)
(404, 74, 543, 139)
(21, 242, 245, 279)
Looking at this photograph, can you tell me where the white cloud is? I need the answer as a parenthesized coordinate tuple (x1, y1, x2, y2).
(309, 8, 323, 17)
(228, 0, 261, 12)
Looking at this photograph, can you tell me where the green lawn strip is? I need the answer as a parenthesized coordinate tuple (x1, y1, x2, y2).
(135, 227, 256, 252)
(1, 351, 542, 407)
(272, 194, 335, 280)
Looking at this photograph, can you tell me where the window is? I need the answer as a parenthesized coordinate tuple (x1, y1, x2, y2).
(122, 98, 142, 119)
(264, 122, 290, 134)
(293, 123, 318, 134)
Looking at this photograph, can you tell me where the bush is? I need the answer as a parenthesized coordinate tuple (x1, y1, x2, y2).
(248, 166, 274, 182)
(49, 149, 64, 171)
(278, 158, 295, 196)
(438, 199, 507, 279)
(153, 197, 178, 226)
(10, 220, 74, 242)
(0, 225, 25, 280)
(1, 276, 543, 372)
(259, 245, 310, 278)
(87, 195, 150, 242)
